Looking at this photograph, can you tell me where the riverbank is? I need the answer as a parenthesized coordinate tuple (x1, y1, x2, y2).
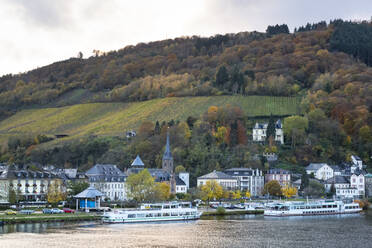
(201, 209, 264, 217)
(0, 213, 101, 224)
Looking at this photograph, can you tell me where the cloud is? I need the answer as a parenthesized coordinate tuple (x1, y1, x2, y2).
(1, 0, 372, 76)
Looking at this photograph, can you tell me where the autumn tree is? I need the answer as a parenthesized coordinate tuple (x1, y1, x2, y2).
(126, 169, 155, 203)
(139, 121, 154, 138)
(175, 165, 186, 174)
(263, 180, 282, 197)
(201, 180, 223, 203)
(281, 185, 298, 198)
(215, 65, 229, 88)
(245, 191, 251, 199)
(284, 115, 308, 148)
(154, 182, 170, 201)
(47, 181, 66, 207)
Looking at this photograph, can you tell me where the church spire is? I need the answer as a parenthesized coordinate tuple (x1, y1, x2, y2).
(163, 131, 172, 160)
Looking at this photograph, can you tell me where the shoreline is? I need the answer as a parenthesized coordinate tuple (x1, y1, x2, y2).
(0, 213, 101, 224)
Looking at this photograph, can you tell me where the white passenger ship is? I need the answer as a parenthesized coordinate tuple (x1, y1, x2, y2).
(264, 200, 362, 217)
(102, 202, 202, 223)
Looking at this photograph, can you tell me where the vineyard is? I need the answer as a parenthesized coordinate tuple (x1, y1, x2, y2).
(0, 96, 302, 144)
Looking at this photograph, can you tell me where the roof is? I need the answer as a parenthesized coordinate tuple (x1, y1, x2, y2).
(86, 164, 126, 177)
(175, 176, 186, 186)
(306, 163, 329, 171)
(253, 120, 282, 129)
(74, 186, 104, 198)
(224, 168, 255, 176)
(351, 155, 361, 160)
(365, 174, 372, 178)
(163, 132, 172, 160)
(0, 168, 59, 180)
(198, 170, 235, 180)
(131, 155, 144, 167)
(330, 165, 341, 172)
(147, 169, 170, 182)
(325, 176, 349, 184)
(267, 168, 290, 174)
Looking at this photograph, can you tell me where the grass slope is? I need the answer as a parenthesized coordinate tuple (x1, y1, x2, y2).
(0, 96, 301, 143)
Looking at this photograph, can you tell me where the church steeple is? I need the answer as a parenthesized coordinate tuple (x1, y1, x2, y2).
(163, 132, 172, 160)
(162, 131, 173, 174)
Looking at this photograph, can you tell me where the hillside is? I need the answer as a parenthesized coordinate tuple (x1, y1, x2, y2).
(0, 95, 301, 144)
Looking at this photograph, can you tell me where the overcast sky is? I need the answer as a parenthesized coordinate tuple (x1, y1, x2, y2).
(1, 0, 372, 76)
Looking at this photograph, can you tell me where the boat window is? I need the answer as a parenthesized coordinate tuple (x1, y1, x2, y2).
(164, 205, 170, 209)
(171, 205, 177, 209)
(128, 214, 136, 218)
(156, 213, 162, 217)
(137, 214, 145, 218)
(163, 213, 170, 216)
(146, 213, 153, 217)
(171, 212, 178, 216)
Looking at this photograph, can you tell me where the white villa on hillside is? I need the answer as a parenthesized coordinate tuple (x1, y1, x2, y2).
(252, 120, 284, 144)
(306, 163, 334, 181)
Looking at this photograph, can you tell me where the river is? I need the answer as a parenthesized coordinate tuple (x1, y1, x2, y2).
(1, 212, 372, 248)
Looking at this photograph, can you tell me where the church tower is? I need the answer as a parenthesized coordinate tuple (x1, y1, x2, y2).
(162, 132, 174, 174)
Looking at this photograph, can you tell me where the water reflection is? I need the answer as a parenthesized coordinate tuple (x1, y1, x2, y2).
(0, 221, 97, 234)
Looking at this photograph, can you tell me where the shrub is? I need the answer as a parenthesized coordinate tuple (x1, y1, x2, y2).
(216, 206, 226, 215)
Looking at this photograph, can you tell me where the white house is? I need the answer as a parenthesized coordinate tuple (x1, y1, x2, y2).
(197, 170, 238, 190)
(306, 163, 334, 181)
(252, 120, 284, 144)
(350, 173, 365, 197)
(224, 168, 264, 196)
(86, 164, 127, 201)
(324, 176, 359, 198)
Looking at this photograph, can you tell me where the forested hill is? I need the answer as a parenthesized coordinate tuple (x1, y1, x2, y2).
(0, 19, 371, 170)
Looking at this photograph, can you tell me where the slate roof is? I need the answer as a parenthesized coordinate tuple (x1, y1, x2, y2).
(74, 186, 104, 198)
(224, 168, 255, 176)
(163, 132, 172, 160)
(175, 176, 186, 186)
(325, 176, 349, 184)
(147, 169, 170, 182)
(86, 164, 126, 182)
(267, 168, 290, 174)
(254, 120, 282, 129)
(0, 168, 58, 180)
(198, 170, 235, 180)
(131, 155, 144, 167)
(306, 163, 328, 171)
(330, 165, 341, 172)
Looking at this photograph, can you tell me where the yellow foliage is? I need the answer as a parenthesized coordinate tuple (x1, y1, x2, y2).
(281, 185, 298, 198)
(201, 180, 223, 202)
(245, 191, 251, 199)
(155, 182, 170, 201)
(47, 181, 66, 206)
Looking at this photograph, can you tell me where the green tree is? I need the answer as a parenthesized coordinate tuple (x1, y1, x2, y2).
(300, 173, 309, 191)
(304, 180, 325, 197)
(266, 114, 276, 142)
(154, 121, 161, 135)
(126, 169, 155, 203)
(67, 181, 89, 197)
(263, 180, 282, 196)
(284, 115, 308, 148)
(175, 165, 186, 174)
(8, 187, 17, 204)
(215, 65, 229, 87)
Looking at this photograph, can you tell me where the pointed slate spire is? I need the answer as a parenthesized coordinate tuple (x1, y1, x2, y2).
(163, 131, 172, 160)
(131, 155, 144, 167)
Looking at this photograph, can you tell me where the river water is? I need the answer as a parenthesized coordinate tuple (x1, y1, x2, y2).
(1, 212, 372, 248)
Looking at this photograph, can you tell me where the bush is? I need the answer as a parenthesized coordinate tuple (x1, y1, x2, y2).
(216, 206, 226, 215)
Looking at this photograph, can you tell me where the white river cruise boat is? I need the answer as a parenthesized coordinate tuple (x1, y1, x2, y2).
(102, 202, 202, 223)
(264, 200, 362, 217)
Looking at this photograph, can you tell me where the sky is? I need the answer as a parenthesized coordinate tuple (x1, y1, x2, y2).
(1, 0, 372, 76)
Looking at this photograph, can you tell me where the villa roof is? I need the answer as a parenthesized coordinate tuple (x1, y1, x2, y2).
(325, 176, 349, 184)
(131, 155, 144, 167)
(198, 170, 235, 180)
(306, 163, 328, 171)
(267, 168, 290, 174)
(86, 164, 126, 176)
(74, 186, 104, 198)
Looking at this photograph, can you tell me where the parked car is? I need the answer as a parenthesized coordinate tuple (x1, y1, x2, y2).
(63, 208, 75, 213)
(51, 208, 64, 214)
(19, 209, 34, 215)
(5, 209, 17, 215)
(43, 208, 53, 214)
(234, 204, 245, 209)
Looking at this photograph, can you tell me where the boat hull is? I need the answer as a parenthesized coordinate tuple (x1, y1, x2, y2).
(103, 214, 201, 224)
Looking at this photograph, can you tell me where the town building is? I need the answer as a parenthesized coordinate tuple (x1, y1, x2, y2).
(0, 167, 64, 202)
(350, 172, 365, 197)
(265, 168, 291, 186)
(324, 176, 359, 198)
(86, 164, 127, 201)
(365, 174, 372, 197)
(126, 133, 189, 194)
(197, 170, 238, 191)
(224, 168, 264, 196)
(305, 163, 334, 180)
(351, 155, 363, 170)
(252, 120, 284, 144)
